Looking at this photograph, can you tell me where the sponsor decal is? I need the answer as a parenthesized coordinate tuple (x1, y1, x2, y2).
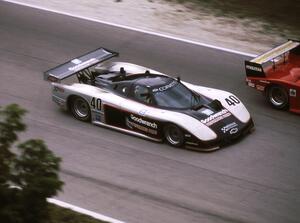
(229, 128, 238, 134)
(201, 108, 214, 116)
(246, 65, 262, 72)
(68, 58, 99, 72)
(138, 109, 147, 116)
(130, 114, 157, 129)
(221, 122, 238, 133)
(259, 80, 270, 84)
(71, 59, 82, 64)
(153, 81, 177, 92)
(126, 119, 157, 135)
(256, 85, 265, 91)
(248, 82, 255, 88)
(201, 109, 231, 126)
(290, 89, 297, 97)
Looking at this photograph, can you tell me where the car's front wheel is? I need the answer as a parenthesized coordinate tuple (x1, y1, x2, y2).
(69, 96, 91, 122)
(266, 85, 289, 110)
(164, 124, 184, 147)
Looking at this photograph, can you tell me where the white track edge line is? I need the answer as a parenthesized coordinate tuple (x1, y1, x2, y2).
(3, 0, 257, 58)
(47, 198, 126, 223)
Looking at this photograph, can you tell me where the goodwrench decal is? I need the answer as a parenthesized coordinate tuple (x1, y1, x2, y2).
(126, 114, 159, 136)
(200, 109, 231, 126)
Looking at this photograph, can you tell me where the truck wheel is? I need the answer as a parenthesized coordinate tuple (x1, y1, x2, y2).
(164, 124, 184, 147)
(70, 96, 91, 121)
(266, 85, 289, 110)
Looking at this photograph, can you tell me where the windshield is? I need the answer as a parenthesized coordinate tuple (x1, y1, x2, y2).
(153, 82, 204, 109)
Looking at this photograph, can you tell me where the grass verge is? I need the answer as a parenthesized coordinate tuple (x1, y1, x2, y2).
(48, 204, 109, 223)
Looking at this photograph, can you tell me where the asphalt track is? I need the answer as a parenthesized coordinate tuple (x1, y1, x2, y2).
(1, 2, 300, 223)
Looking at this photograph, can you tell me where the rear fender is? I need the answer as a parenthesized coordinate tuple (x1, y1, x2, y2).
(52, 83, 125, 122)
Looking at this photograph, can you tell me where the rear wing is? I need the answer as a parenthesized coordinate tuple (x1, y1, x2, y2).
(245, 61, 264, 77)
(44, 48, 118, 82)
(245, 39, 300, 78)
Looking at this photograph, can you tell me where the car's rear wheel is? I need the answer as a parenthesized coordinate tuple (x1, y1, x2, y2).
(164, 124, 184, 147)
(266, 85, 289, 110)
(69, 96, 91, 122)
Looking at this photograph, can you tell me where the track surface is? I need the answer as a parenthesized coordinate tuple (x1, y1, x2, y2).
(1, 2, 300, 223)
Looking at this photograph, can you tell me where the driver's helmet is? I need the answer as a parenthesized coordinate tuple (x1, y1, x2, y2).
(134, 85, 150, 103)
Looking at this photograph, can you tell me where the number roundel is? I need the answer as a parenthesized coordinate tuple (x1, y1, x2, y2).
(225, 95, 240, 106)
(90, 97, 102, 110)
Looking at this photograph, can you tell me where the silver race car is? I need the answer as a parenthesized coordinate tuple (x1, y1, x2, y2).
(44, 48, 254, 151)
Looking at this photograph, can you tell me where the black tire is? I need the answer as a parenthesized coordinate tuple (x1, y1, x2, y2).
(266, 85, 289, 110)
(69, 96, 91, 122)
(164, 124, 184, 147)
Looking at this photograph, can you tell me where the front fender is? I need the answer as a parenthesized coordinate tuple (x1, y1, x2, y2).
(184, 82, 251, 123)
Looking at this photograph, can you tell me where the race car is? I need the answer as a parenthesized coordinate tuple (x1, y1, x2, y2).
(245, 39, 300, 114)
(44, 47, 253, 151)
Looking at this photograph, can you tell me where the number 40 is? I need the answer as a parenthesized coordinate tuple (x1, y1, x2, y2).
(225, 95, 240, 106)
(90, 97, 102, 110)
